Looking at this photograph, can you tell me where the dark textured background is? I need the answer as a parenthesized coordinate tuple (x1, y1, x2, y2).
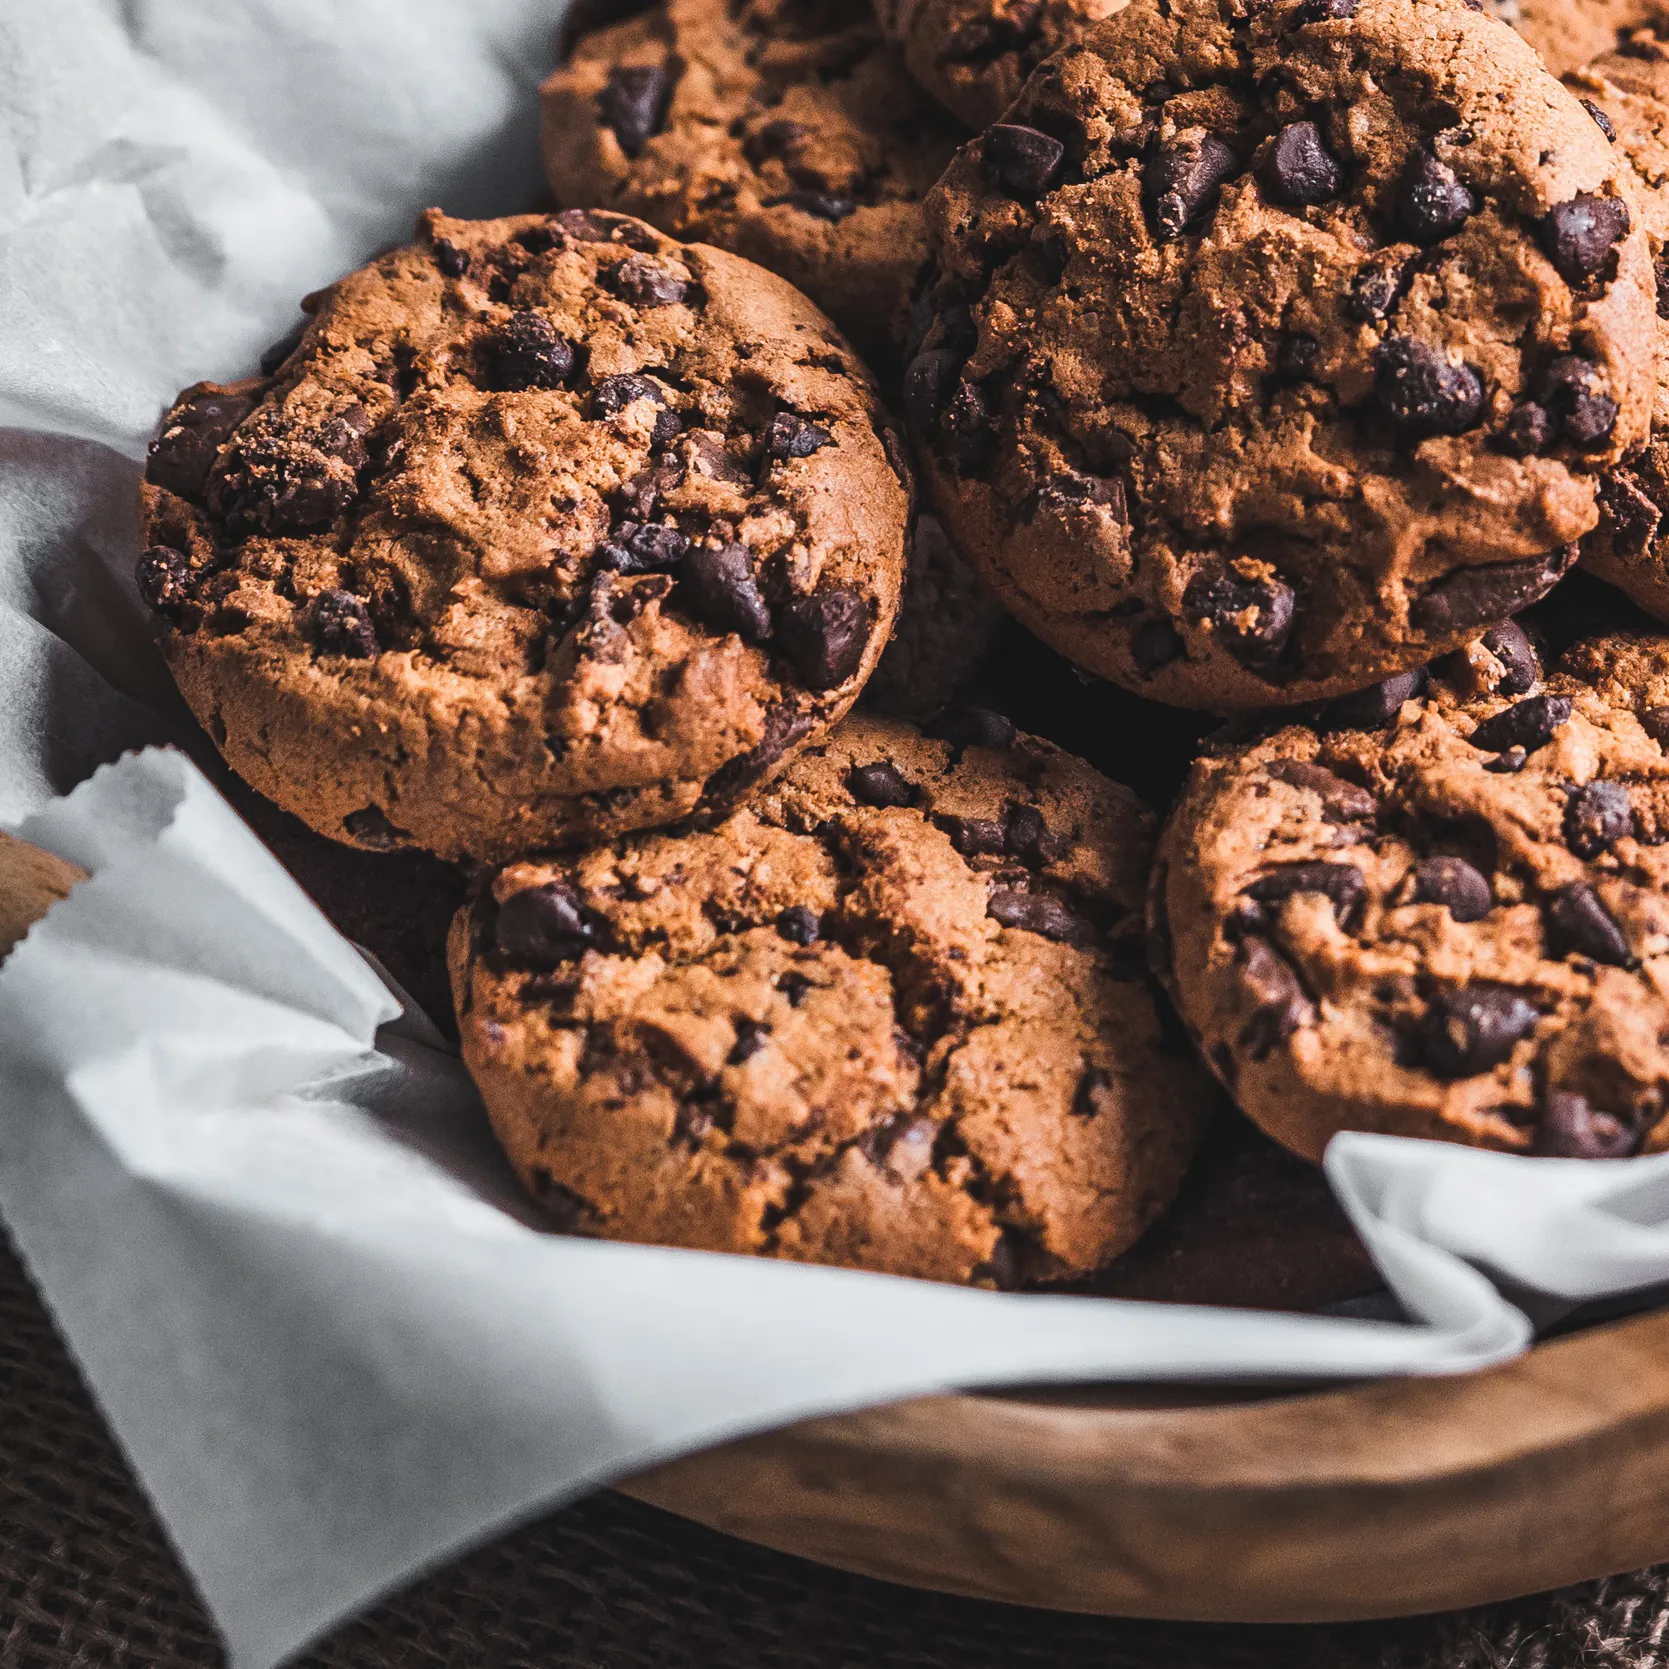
(4, 1232, 1665, 1669)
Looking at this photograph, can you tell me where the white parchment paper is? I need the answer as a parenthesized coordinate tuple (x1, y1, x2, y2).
(7, 6, 1669, 1668)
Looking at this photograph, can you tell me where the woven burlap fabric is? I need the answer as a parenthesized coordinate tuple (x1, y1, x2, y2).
(1, 1231, 1664, 1669)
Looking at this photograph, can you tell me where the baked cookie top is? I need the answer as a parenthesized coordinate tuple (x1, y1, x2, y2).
(137, 209, 908, 864)
(871, 0, 1125, 128)
(1154, 629, 1669, 1162)
(451, 712, 1211, 1287)
(911, 0, 1658, 712)
(539, 0, 968, 373)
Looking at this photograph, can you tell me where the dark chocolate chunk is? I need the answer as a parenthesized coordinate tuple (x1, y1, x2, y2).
(488, 310, 576, 390)
(1539, 192, 1630, 283)
(1544, 880, 1632, 965)
(1484, 745, 1528, 774)
(433, 239, 469, 278)
(982, 123, 1065, 197)
(940, 378, 996, 470)
(1420, 983, 1538, 1077)
(775, 906, 820, 945)
(598, 63, 674, 158)
(1242, 861, 1365, 925)
(1598, 470, 1662, 557)
(1003, 803, 1062, 865)
(1534, 1090, 1639, 1158)
(1466, 692, 1571, 755)
(1073, 1066, 1113, 1119)
(590, 372, 672, 422)
(1502, 400, 1553, 457)
(777, 968, 814, 1006)
(676, 542, 772, 643)
(743, 118, 809, 164)
(771, 190, 857, 221)
(1411, 855, 1492, 922)
(943, 816, 1008, 857)
(701, 703, 813, 804)
(775, 589, 872, 688)
(1344, 251, 1413, 323)
(728, 1018, 769, 1065)
(765, 412, 833, 461)
(1581, 99, 1617, 143)
(1535, 354, 1618, 448)
(927, 705, 1016, 751)
(1234, 937, 1314, 1059)
(1480, 620, 1541, 696)
(146, 389, 256, 500)
(595, 520, 689, 575)
(1130, 615, 1183, 673)
(1143, 134, 1239, 242)
(1375, 336, 1484, 435)
(313, 588, 378, 658)
(1409, 550, 1569, 634)
(1264, 759, 1377, 821)
(602, 256, 690, 308)
(847, 762, 917, 808)
(1397, 149, 1477, 244)
(495, 881, 594, 968)
(1260, 120, 1346, 207)
(987, 887, 1094, 944)
(1298, 0, 1357, 19)
(1565, 779, 1634, 858)
(210, 410, 370, 537)
(902, 348, 961, 438)
(1320, 667, 1426, 730)
(1183, 570, 1296, 668)
(1275, 331, 1319, 381)
(135, 546, 194, 617)
(552, 208, 659, 249)
(1640, 705, 1669, 746)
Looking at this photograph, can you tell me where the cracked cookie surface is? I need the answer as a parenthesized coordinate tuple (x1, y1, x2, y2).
(871, 0, 1126, 128)
(137, 209, 907, 864)
(539, 0, 968, 375)
(1154, 631, 1669, 1162)
(912, 0, 1658, 713)
(451, 712, 1210, 1286)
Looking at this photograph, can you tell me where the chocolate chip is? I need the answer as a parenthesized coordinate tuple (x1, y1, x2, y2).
(677, 543, 772, 643)
(902, 348, 961, 438)
(1565, 779, 1634, 857)
(1265, 759, 1377, 821)
(598, 63, 674, 158)
(1344, 251, 1413, 323)
(1320, 667, 1427, 730)
(1641, 705, 1669, 746)
(769, 191, 857, 221)
(1234, 937, 1314, 1059)
(342, 806, 410, 850)
(1535, 354, 1617, 448)
(313, 588, 378, 657)
(775, 906, 820, 944)
(134, 546, 194, 618)
(590, 372, 672, 423)
(1242, 861, 1365, 925)
(687, 432, 752, 487)
(1073, 1066, 1113, 1119)
(987, 888, 1094, 944)
(1466, 692, 1571, 755)
(765, 412, 833, 461)
(1480, 620, 1541, 696)
(1409, 550, 1569, 635)
(1260, 120, 1346, 207)
(927, 705, 1016, 752)
(1143, 134, 1239, 242)
(1275, 331, 1319, 382)
(210, 411, 369, 537)
(1004, 804, 1063, 866)
(496, 881, 594, 968)
(1130, 615, 1184, 673)
(434, 239, 469, 277)
(1544, 880, 1632, 966)
(940, 378, 996, 470)
(258, 322, 305, 377)
(1397, 149, 1477, 244)
(1598, 470, 1661, 557)
(596, 520, 689, 575)
(943, 816, 1007, 856)
(1540, 193, 1630, 283)
(847, 762, 917, 808)
(702, 703, 813, 805)
(1534, 1091, 1639, 1158)
(553, 208, 659, 249)
(1298, 0, 1357, 18)
(775, 589, 872, 688)
(488, 311, 576, 390)
(1484, 745, 1528, 774)
(1183, 570, 1296, 668)
(728, 1018, 769, 1065)
(1420, 983, 1538, 1077)
(1412, 855, 1492, 921)
(743, 118, 809, 164)
(1581, 99, 1618, 142)
(146, 389, 256, 500)
(777, 969, 814, 1006)
(616, 454, 686, 520)
(602, 256, 690, 308)
(1374, 336, 1484, 435)
(981, 123, 1064, 197)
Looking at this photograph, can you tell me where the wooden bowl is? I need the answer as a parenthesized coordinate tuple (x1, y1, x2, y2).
(620, 1306, 1669, 1621)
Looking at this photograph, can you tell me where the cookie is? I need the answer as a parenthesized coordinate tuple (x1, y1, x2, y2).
(538, 0, 968, 376)
(1566, 35, 1669, 617)
(860, 512, 1006, 719)
(0, 833, 85, 964)
(450, 712, 1211, 1286)
(1512, 0, 1669, 76)
(137, 209, 909, 865)
(871, 0, 1125, 129)
(1153, 629, 1669, 1162)
(911, 0, 1659, 713)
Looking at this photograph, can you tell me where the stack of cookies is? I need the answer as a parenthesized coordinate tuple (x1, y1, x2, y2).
(131, 0, 1669, 1302)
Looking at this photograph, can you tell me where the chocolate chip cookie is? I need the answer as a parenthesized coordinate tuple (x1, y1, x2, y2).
(138, 209, 908, 864)
(1512, 0, 1669, 76)
(1566, 36, 1669, 618)
(1154, 630, 1669, 1162)
(871, 0, 1125, 129)
(539, 0, 968, 376)
(911, 0, 1659, 713)
(451, 712, 1210, 1286)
